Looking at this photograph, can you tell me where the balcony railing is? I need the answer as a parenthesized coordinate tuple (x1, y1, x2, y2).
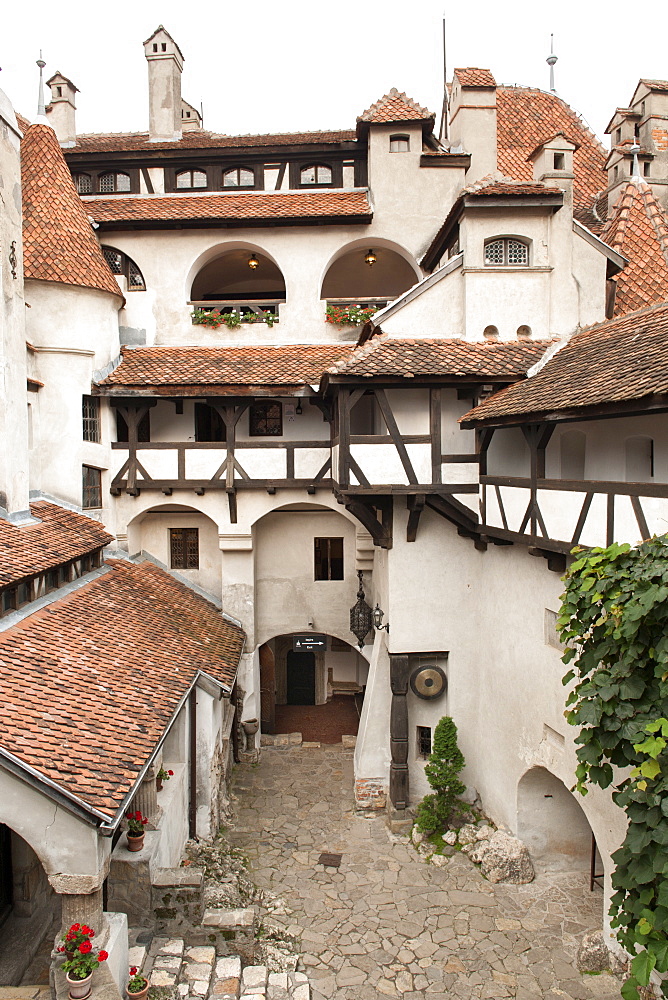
(190, 299, 284, 324)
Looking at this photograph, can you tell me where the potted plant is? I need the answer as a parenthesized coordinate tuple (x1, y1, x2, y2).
(126, 810, 148, 852)
(60, 931, 108, 1000)
(156, 767, 174, 792)
(58, 922, 94, 960)
(127, 965, 149, 1000)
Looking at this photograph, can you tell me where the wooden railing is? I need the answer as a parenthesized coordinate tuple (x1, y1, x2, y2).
(190, 299, 284, 322)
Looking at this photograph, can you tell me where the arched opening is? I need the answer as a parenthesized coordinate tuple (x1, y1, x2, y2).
(0, 825, 60, 986)
(189, 246, 286, 323)
(560, 430, 586, 480)
(321, 240, 420, 312)
(483, 325, 499, 340)
(517, 767, 598, 874)
(127, 504, 222, 601)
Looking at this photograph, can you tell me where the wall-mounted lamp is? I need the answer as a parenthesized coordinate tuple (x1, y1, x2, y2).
(295, 400, 303, 415)
(364, 248, 377, 267)
(373, 604, 389, 633)
(247, 254, 260, 270)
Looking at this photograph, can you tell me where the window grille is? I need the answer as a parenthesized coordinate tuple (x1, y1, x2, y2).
(170, 528, 199, 569)
(484, 240, 505, 264)
(507, 240, 528, 265)
(127, 261, 146, 290)
(99, 172, 131, 193)
(484, 238, 529, 266)
(82, 395, 101, 443)
(75, 174, 92, 194)
(223, 167, 255, 188)
(82, 466, 102, 509)
(103, 248, 123, 274)
(314, 537, 344, 581)
(300, 164, 332, 185)
(417, 726, 432, 759)
(249, 401, 282, 437)
(101, 246, 145, 291)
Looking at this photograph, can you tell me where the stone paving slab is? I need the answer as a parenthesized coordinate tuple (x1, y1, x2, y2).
(230, 745, 621, 1000)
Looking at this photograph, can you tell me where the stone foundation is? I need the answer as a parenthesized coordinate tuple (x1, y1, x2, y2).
(354, 777, 387, 812)
(152, 868, 205, 935)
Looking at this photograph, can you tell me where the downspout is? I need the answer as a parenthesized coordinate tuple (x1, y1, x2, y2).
(189, 688, 197, 839)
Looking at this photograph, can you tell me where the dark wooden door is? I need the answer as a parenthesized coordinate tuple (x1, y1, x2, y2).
(287, 651, 316, 705)
(0, 824, 13, 928)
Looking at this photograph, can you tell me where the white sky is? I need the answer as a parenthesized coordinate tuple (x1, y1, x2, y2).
(1, 0, 665, 143)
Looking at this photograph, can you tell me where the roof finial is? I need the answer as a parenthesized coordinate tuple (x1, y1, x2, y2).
(630, 142, 641, 181)
(546, 34, 558, 93)
(35, 50, 48, 122)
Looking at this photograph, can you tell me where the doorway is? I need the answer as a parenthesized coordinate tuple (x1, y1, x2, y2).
(287, 651, 316, 705)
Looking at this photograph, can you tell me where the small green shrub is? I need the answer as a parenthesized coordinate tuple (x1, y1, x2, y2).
(415, 716, 466, 833)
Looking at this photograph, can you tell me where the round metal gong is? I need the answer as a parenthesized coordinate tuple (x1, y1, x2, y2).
(410, 664, 447, 700)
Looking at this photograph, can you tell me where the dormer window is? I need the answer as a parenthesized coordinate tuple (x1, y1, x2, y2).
(223, 167, 255, 188)
(300, 164, 332, 186)
(553, 152, 565, 170)
(176, 169, 207, 190)
(102, 246, 146, 291)
(615, 128, 622, 145)
(75, 173, 92, 194)
(99, 172, 131, 194)
(389, 134, 410, 152)
(484, 238, 529, 267)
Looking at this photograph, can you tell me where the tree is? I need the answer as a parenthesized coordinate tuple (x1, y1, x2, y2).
(415, 715, 466, 833)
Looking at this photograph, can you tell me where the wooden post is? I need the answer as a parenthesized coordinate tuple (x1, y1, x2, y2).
(389, 654, 410, 809)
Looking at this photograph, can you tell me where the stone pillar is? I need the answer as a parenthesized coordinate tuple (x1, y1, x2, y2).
(58, 888, 108, 950)
(389, 654, 410, 809)
(131, 767, 159, 825)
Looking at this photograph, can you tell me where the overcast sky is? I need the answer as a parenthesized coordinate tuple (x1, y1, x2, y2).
(1, 0, 665, 143)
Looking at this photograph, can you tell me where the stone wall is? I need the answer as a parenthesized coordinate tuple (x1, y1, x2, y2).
(151, 868, 204, 936)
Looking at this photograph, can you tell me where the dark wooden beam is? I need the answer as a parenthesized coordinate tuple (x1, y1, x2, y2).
(481, 475, 668, 499)
(375, 389, 418, 485)
(430, 388, 442, 485)
(389, 655, 410, 810)
(406, 494, 425, 543)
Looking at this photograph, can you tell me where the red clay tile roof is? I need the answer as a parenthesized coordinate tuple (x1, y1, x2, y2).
(466, 181, 562, 198)
(460, 300, 668, 425)
(69, 129, 357, 154)
(98, 344, 356, 393)
(21, 124, 122, 297)
(601, 180, 668, 316)
(15, 112, 31, 134)
(357, 89, 434, 126)
(0, 559, 244, 820)
(454, 68, 497, 88)
(86, 190, 372, 227)
(0, 501, 113, 588)
(326, 335, 552, 379)
(496, 87, 607, 224)
(639, 79, 668, 93)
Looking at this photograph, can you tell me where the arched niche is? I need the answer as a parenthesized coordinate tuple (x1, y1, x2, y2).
(320, 238, 421, 302)
(517, 766, 594, 867)
(188, 243, 286, 304)
(127, 503, 222, 600)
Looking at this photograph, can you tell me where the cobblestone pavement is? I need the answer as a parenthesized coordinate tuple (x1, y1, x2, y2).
(229, 745, 622, 1000)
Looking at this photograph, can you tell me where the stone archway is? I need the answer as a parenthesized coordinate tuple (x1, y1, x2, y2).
(517, 766, 594, 868)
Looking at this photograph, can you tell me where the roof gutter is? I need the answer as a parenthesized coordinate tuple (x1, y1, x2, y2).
(573, 219, 627, 275)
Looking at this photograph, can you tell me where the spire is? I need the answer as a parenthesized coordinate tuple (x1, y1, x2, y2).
(630, 142, 641, 181)
(546, 35, 558, 93)
(35, 51, 48, 123)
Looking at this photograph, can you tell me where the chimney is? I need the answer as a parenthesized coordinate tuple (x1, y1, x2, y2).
(46, 72, 78, 146)
(143, 26, 184, 141)
(448, 68, 497, 182)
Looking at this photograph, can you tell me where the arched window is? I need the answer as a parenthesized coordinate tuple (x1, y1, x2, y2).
(625, 436, 654, 482)
(300, 164, 332, 185)
(223, 167, 255, 188)
(484, 238, 529, 266)
(74, 173, 92, 194)
(389, 134, 410, 152)
(560, 430, 586, 480)
(517, 325, 532, 340)
(176, 169, 207, 190)
(483, 325, 499, 340)
(101, 246, 146, 291)
(99, 172, 131, 194)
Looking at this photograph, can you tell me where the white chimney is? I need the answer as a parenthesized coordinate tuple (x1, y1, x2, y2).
(46, 71, 78, 147)
(143, 26, 184, 142)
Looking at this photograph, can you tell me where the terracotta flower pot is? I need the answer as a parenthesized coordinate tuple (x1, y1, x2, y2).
(66, 970, 93, 1000)
(127, 979, 149, 1000)
(126, 832, 145, 852)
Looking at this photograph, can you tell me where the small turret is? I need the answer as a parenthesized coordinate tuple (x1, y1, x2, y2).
(46, 71, 78, 147)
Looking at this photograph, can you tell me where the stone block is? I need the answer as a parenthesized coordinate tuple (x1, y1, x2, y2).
(302, 742, 320, 749)
(191, 980, 210, 995)
(577, 930, 611, 972)
(203, 907, 255, 928)
(243, 966, 268, 988)
(212, 977, 240, 996)
(341, 735, 357, 749)
(186, 946, 216, 965)
(268, 974, 288, 988)
(288, 733, 302, 745)
(479, 831, 534, 884)
(153, 956, 181, 971)
(216, 956, 242, 979)
(272, 735, 289, 746)
(292, 986, 310, 1000)
(153, 868, 204, 888)
(184, 963, 213, 980)
(150, 970, 177, 986)
(354, 777, 386, 811)
(127, 945, 147, 970)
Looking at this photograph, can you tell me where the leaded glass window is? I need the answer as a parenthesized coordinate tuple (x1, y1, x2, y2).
(170, 528, 199, 569)
(484, 238, 529, 266)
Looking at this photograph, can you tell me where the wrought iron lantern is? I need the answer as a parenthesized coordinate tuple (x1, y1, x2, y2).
(373, 604, 389, 633)
(364, 248, 377, 267)
(350, 570, 372, 649)
(247, 253, 260, 270)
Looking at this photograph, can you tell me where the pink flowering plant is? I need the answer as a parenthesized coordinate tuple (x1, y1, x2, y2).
(325, 304, 378, 327)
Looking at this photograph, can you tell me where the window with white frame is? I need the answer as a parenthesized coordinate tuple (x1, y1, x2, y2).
(484, 238, 529, 266)
(101, 246, 146, 291)
(389, 134, 410, 152)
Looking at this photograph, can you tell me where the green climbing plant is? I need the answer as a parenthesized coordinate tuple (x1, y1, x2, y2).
(415, 715, 466, 833)
(558, 536, 668, 999)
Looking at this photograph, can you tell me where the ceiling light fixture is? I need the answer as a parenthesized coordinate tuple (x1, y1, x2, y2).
(364, 248, 377, 267)
(248, 254, 259, 270)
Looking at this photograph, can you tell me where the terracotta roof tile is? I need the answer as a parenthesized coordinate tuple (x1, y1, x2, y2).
(357, 89, 434, 126)
(327, 335, 552, 379)
(21, 124, 122, 297)
(639, 79, 668, 93)
(0, 501, 113, 587)
(466, 180, 562, 198)
(86, 190, 372, 226)
(0, 560, 244, 819)
(69, 129, 357, 154)
(98, 344, 356, 393)
(453, 68, 497, 88)
(601, 180, 668, 316)
(460, 300, 668, 424)
(15, 112, 31, 134)
(496, 87, 607, 223)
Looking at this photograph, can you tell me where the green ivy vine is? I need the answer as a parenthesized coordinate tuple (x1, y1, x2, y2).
(559, 536, 668, 999)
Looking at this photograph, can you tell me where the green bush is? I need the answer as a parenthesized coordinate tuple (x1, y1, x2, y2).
(415, 716, 466, 833)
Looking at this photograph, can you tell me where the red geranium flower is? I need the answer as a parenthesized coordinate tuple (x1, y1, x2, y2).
(79, 941, 92, 954)
(72, 923, 81, 931)
(130, 967, 138, 976)
(98, 951, 108, 962)
(168, 770, 174, 776)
